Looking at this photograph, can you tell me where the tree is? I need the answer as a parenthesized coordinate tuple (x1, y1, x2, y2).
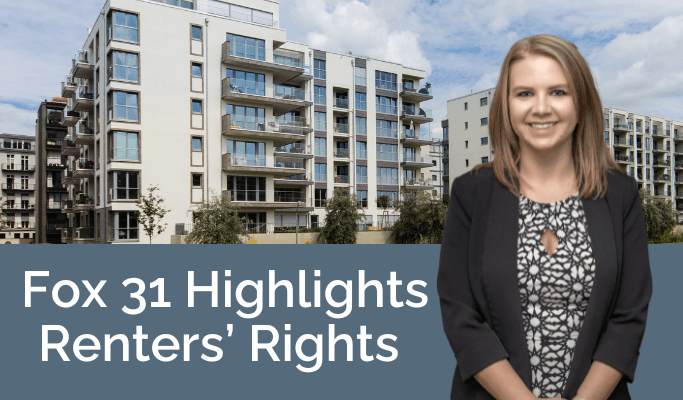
(318, 188, 366, 244)
(185, 191, 246, 244)
(375, 195, 392, 229)
(640, 188, 676, 243)
(392, 191, 448, 244)
(135, 186, 170, 244)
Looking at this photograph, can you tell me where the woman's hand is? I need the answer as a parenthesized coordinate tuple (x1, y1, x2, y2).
(474, 359, 537, 400)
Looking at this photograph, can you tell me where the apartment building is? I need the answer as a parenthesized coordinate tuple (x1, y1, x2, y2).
(445, 89, 683, 220)
(35, 100, 71, 244)
(48, 0, 434, 244)
(1, 134, 37, 241)
(427, 139, 445, 198)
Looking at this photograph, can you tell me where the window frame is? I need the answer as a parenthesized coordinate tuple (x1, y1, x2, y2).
(113, 211, 139, 242)
(108, 9, 140, 45)
(108, 90, 140, 123)
(108, 49, 140, 83)
(109, 130, 140, 163)
(110, 170, 140, 201)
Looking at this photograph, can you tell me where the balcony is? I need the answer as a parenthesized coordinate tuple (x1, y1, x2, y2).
(61, 200, 73, 212)
(377, 177, 399, 185)
(674, 133, 683, 142)
(221, 41, 311, 85)
(401, 107, 433, 123)
(652, 144, 668, 153)
(221, 78, 311, 116)
(73, 159, 95, 179)
(274, 174, 314, 186)
(63, 170, 78, 186)
(653, 175, 671, 183)
(333, 123, 349, 136)
(333, 175, 350, 184)
(221, 114, 305, 145)
(275, 115, 312, 134)
(1, 164, 35, 173)
(613, 154, 632, 164)
(401, 156, 434, 169)
(400, 85, 433, 102)
(73, 121, 94, 145)
(47, 138, 63, 149)
(221, 153, 305, 177)
(61, 74, 77, 97)
(62, 110, 81, 127)
(333, 148, 350, 160)
(222, 189, 313, 211)
(73, 194, 94, 211)
(652, 128, 666, 137)
(47, 201, 63, 212)
(402, 178, 434, 190)
(612, 121, 632, 132)
(333, 98, 349, 110)
(2, 223, 36, 231)
(71, 50, 94, 79)
(1, 183, 35, 192)
(400, 129, 432, 147)
(1, 203, 35, 211)
(612, 138, 631, 148)
(273, 143, 313, 159)
(72, 85, 94, 112)
(47, 110, 63, 127)
(653, 159, 670, 168)
(73, 227, 95, 242)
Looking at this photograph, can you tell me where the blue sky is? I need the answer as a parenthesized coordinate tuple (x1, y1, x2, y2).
(2, 0, 683, 137)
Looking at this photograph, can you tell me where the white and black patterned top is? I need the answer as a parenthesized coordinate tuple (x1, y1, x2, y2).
(516, 192, 596, 398)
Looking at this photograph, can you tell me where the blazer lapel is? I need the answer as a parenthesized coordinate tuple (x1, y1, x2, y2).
(482, 180, 532, 388)
(563, 196, 618, 397)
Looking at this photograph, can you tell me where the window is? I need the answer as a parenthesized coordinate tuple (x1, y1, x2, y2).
(465, 140, 468, 148)
(375, 71, 397, 91)
(109, 51, 139, 82)
(376, 96, 397, 114)
(314, 112, 326, 131)
(111, 131, 139, 161)
(108, 91, 139, 122)
(464, 121, 468, 130)
(191, 25, 202, 40)
(432, 175, 437, 181)
(192, 173, 203, 188)
(355, 92, 366, 111)
(357, 190, 368, 207)
(314, 59, 326, 79)
(314, 138, 326, 156)
(481, 137, 488, 145)
(356, 117, 367, 135)
(464, 102, 468, 111)
(108, 11, 138, 43)
(481, 157, 489, 163)
(112, 171, 139, 200)
(480, 97, 488, 106)
(315, 163, 327, 182)
(645, 137, 650, 150)
(192, 63, 202, 77)
(192, 99, 203, 114)
(114, 211, 138, 241)
(314, 86, 326, 105)
(443, 127, 449, 140)
(355, 66, 366, 86)
(376, 120, 397, 138)
(481, 117, 488, 126)
(377, 191, 398, 203)
(356, 141, 366, 159)
(377, 143, 398, 161)
(604, 131, 609, 144)
(226, 33, 265, 61)
(465, 159, 469, 167)
(356, 166, 367, 183)
(226, 140, 266, 166)
(315, 189, 327, 207)
(192, 137, 203, 152)
(377, 167, 398, 185)
(226, 104, 265, 131)
(226, 176, 265, 201)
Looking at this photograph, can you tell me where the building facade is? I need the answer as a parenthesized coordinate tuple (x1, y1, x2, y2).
(48, 0, 434, 244)
(1, 134, 37, 241)
(445, 89, 683, 220)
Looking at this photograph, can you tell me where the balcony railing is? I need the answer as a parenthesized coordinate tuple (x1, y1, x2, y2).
(377, 176, 399, 185)
(376, 104, 397, 114)
(47, 201, 62, 210)
(2, 203, 35, 210)
(226, 190, 311, 205)
(76, 85, 94, 100)
(613, 121, 632, 130)
(2, 222, 36, 230)
(333, 123, 349, 134)
(274, 143, 309, 155)
(333, 148, 350, 158)
(614, 155, 632, 162)
(334, 175, 350, 183)
(77, 159, 95, 170)
(74, 227, 95, 239)
(1, 164, 35, 172)
(402, 107, 432, 118)
(377, 152, 398, 162)
(273, 50, 304, 68)
(653, 160, 671, 166)
(202, 4, 277, 27)
(273, 191, 307, 203)
(401, 85, 432, 96)
(149, 0, 195, 10)
(75, 120, 94, 136)
(334, 98, 349, 109)
(654, 175, 671, 181)
(274, 159, 304, 169)
(403, 155, 426, 163)
(225, 114, 306, 135)
(227, 154, 266, 167)
(2, 183, 35, 190)
(226, 78, 308, 101)
(276, 173, 310, 181)
(403, 178, 433, 187)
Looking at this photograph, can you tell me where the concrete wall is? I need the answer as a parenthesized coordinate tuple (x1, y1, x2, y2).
(171, 230, 394, 244)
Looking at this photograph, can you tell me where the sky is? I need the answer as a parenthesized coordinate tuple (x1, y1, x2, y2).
(2, 0, 683, 138)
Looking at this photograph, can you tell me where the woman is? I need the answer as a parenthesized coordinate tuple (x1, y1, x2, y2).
(437, 34, 652, 400)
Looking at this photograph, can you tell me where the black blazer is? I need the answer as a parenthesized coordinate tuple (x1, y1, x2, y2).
(437, 166, 652, 400)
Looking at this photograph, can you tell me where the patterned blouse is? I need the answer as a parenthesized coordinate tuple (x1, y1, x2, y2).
(517, 192, 596, 398)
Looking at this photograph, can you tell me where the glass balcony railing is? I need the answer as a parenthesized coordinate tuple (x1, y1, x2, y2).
(76, 85, 94, 100)
(402, 84, 432, 95)
(402, 106, 432, 118)
(273, 51, 304, 68)
(227, 78, 307, 101)
(334, 175, 350, 183)
(377, 128, 398, 138)
(333, 148, 349, 158)
(274, 191, 306, 203)
(333, 123, 349, 134)
(377, 152, 398, 162)
(202, 3, 276, 27)
(274, 143, 309, 155)
(376, 104, 397, 114)
(149, 0, 195, 10)
(225, 115, 305, 135)
(227, 154, 266, 167)
(274, 159, 304, 169)
(76, 49, 90, 64)
(334, 98, 349, 109)
(377, 176, 399, 185)
(276, 174, 309, 181)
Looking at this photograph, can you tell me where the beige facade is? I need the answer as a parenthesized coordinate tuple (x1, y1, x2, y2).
(52, 0, 433, 244)
(0, 134, 37, 241)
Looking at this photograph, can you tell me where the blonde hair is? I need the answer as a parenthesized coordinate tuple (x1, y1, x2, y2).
(475, 34, 619, 198)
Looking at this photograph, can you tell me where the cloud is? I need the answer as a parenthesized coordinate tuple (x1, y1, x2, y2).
(0, 103, 38, 137)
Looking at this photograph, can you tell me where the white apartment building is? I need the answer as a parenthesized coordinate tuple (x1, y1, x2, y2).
(1, 134, 37, 241)
(445, 89, 683, 220)
(48, 0, 434, 244)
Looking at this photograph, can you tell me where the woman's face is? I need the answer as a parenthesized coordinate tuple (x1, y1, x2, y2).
(508, 54, 578, 157)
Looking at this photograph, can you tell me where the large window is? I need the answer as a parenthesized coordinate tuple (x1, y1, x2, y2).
(356, 141, 366, 159)
(377, 191, 398, 203)
(376, 120, 397, 138)
(108, 11, 138, 43)
(111, 131, 139, 161)
(315, 138, 326, 156)
(356, 166, 367, 183)
(377, 143, 398, 161)
(375, 71, 397, 91)
(355, 92, 366, 111)
(315, 189, 327, 208)
(227, 176, 266, 201)
(377, 167, 398, 185)
(314, 59, 326, 79)
(354, 66, 366, 86)
(226, 140, 266, 166)
(226, 104, 265, 131)
(357, 190, 368, 207)
(314, 86, 326, 105)
(109, 51, 138, 82)
(226, 33, 265, 61)
(356, 117, 367, 135)
(108, 91, 139, 122)
(376, 96, 397, 114)
(112, 171, 139, 200)
(226, 69, 265, 96)
(114, 211, 138, 241)
(315, 163, 327, 182)
(443, 126, 449, 140)
(314, 112, 326, 131)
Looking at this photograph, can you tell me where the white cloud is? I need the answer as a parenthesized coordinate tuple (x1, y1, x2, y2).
(0, 103, 38, 137)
